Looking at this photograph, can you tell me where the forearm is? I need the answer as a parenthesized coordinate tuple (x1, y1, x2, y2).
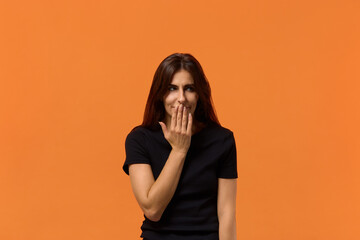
(144, 150, 187, 220)
(219, 212, 237, 240)
(218, 178, 237, 240)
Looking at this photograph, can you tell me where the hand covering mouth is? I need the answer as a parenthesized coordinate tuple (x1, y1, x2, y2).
(172, 105, 191, 109)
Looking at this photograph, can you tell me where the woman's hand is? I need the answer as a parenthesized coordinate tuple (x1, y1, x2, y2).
(159, 104, 193, 154)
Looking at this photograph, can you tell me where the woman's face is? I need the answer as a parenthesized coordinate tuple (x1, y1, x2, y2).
(163, 69, 199, 125)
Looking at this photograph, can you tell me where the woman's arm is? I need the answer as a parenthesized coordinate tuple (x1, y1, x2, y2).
(218, 178, 237, 240)
(129, 150, 186, 222)
(129, 104, 192, 222)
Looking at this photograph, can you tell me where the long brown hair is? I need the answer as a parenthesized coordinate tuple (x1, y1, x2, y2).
(141, 53, 220, 128)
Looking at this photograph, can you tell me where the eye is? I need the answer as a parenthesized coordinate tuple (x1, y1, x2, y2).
(168, 86, 177, 91)
(185, 86, 195, 92)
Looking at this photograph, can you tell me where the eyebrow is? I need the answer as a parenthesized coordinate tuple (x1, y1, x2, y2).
(168, 84, 195, 87)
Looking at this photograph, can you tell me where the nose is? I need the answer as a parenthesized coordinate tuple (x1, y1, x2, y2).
(177, 89, 185, 104)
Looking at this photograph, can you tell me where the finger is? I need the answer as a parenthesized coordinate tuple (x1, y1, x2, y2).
(181, 106, 188, 133)
(171, 106, 178, 130)
(176, 104, 183, 131)
(158, 122, 168, 136)
(186, 112, 193, 135)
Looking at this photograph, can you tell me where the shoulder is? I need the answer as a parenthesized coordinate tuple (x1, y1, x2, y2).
(125, 125, 162, 145)
(125, 126, 147, 145)
(123, 126, 157, 175)
(193, 123, 235, 148)
(204, 124, 234, 140)
(127, 125, 147, 136)
(126, 126, 145, 141)
(127, 125, 157, 137)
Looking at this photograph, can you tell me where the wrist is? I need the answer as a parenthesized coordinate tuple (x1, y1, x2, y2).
(171, 148, 188, 157)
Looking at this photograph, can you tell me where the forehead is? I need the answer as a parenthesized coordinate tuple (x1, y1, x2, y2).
(170, 70, 194, 85)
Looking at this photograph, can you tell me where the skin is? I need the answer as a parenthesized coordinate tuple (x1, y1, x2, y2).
(128, 69, 237, 239)
(218, 178, 237, 240)
(161, 69, 199, 136)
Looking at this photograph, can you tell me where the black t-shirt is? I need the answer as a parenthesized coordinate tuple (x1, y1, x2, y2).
(123, 123, 238, 240)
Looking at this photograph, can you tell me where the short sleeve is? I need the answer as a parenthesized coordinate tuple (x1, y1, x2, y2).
(123, 128, 150, 175)
(217, 132, 238, 178)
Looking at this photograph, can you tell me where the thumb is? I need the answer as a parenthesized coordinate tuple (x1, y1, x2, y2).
(158, 122, 167, 135)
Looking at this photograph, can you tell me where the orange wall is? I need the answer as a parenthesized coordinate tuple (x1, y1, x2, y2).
(1, 0, 359, 239)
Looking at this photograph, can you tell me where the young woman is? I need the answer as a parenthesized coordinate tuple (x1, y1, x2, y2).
(123, 53, 237, 240)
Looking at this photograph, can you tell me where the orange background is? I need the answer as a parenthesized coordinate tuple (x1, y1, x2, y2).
(1, 0, 359, 239)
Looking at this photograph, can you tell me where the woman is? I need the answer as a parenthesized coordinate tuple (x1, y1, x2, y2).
(123, 53, 237, 240)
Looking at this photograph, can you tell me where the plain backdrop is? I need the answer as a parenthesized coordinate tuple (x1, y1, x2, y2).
(1, 0, 359, 239)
